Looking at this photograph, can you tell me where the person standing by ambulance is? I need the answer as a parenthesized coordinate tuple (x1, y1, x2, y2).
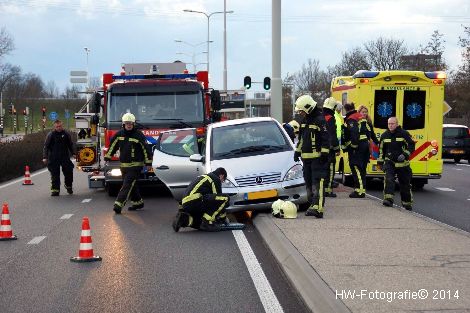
(323, 97, 341, 197)
(104, 113, 153, 214)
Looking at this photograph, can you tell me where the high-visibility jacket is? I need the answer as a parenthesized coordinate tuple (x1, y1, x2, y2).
(377, 126, 415, 167)
(296, 110, 330, 159)
(323, 108, 340, 152)
(182, 172, 222, 205)
(335, 111, 343, 140)
(341, 110, 370, 152)
(105, 128, 152, 167)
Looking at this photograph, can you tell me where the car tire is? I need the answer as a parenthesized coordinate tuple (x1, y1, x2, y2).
(454, 157, 461, 163)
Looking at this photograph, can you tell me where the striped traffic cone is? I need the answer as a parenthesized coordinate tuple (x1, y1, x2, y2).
(0, 203, 17, 241)
(22, 165, 34, 185)
(70, 217, 102, 262)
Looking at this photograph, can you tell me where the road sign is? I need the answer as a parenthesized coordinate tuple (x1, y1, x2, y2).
(70, 77, 88, 84)
(49, 111, 58, 121)
(64, 110, 70, 119)
(443, 100, 452, 116)
(70, 71, 87, 76)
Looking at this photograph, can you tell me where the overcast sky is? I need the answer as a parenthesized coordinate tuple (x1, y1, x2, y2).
(0, 0, 469, 93)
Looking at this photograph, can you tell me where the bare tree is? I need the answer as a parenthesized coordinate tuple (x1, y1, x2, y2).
(364, 37, 408, 70)
(62, 85, 82, 99)
(44, 80, 59, 98)
(0, 27, 14, 59)
(290, 58, 330, 103)
(331, 47, 371, 77)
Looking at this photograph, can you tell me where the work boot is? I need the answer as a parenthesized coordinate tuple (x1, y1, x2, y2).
(129, 202, 144, 211)
(349, 191, 365, 198)
(51, 191, 59, 197)
(172, 212, 190, 232)
(382, 199, 393, 207)
(305, 209, 323, 218)
(324, 192, 337, 198)
(331, 181, 339, 188)
(403, 204, 412, 211)
(199, 219, 221, 232)
(66, 187, 73, 195)
(113, 205, 122, 214)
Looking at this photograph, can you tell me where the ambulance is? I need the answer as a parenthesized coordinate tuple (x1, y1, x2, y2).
(331, 70, 446, 189)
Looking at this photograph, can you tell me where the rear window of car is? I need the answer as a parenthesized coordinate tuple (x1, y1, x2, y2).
(443, 127, 468, 139)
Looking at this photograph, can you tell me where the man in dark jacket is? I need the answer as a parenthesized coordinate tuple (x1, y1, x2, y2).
(377, 117, 415, 210)
(323, 97, 341, 197)
(294, 95, 330, 218)
(172, 167, 229, 232)
(104, 113, 153, 214)
(43, 119, 75, 196)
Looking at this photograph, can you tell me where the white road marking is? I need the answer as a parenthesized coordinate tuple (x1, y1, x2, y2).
(82, 199, 92, 203)
(27, 236, 46, 244)
(60, 214, 74, 219)
(434, 187, 455, 192)
(0, 169, 48, 189)
(455, 168, 463, 171)
(456, 163, 470, 167)
(232, 230, 284, 313)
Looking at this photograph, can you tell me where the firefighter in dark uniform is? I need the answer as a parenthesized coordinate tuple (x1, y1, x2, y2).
(294, 95, 330, 218)
(377, 117, 415, 210)
(104, 113, 153, 214)
(323, 97, 341, 197)
(42, 119, 75, 196)
(342, 103, 371, 198)
(172, 167, 229, 232)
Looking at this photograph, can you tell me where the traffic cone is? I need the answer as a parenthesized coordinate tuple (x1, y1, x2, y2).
(70, 217, 102, 262)
(0, 203, 17, 241)
(22, 165, 34, 185)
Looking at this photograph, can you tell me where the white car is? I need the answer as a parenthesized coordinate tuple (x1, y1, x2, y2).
(152, 117, 308, 212)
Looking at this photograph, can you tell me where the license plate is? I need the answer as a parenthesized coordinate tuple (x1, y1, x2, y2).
(245, 189, 278, 200)
(450, 149, 464, 154)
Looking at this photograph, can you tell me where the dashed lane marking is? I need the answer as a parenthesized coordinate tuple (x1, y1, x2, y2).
(60, 214, 74, 219)
(0, 169, 48, 189)
(232, 230, 284, 313)
(82, 199, 92, 203)
(434, 187, 456, 192)
(456, 163, 470, 167)
(27, 236, 46, 244)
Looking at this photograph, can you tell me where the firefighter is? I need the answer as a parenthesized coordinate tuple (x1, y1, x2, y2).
(42, 119, 76, 196)
(323, 97, 341, 197)
(377, 117, 415, 210)
(342, 102, 371, 198)
(104, 113, 153, 214)
(172, 167, 230, 232)
(294, 95, 330, 218)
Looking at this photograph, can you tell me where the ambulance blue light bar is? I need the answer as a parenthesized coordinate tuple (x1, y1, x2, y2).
(424, 72, 446, 79)
(352, 70, 379, 79)
(112, 73, 197, 80)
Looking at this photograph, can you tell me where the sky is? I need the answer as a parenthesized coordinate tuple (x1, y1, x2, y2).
(0, 0, 469, 94)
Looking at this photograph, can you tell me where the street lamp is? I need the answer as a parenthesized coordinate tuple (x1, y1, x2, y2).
(84, 47, 91, 106)
(176, 51, 208, 73)
(183, 8, 234, 84)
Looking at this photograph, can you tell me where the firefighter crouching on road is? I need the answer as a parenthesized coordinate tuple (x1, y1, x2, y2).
(104, 113, 153, 214)
(42, 119, 76, 196)
(294, 95, 330, 218)
(172, 168, 230, 232)
(377, 117, 415, 210)
(323, 97, 341, 197)
(342, 103, 371, 198)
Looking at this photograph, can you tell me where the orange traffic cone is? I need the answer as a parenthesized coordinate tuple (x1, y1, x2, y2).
(70, 217, 102, 262)
(0, 203, 17, 241)
(22, 165, 34, 185)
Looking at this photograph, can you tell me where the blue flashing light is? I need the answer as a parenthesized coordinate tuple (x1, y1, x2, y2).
(424, 71, 446, 79)
(112, 73, 197, 80)
(352, 70, 379, 79)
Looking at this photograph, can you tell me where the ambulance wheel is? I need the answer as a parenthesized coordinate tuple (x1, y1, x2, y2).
(454, 157, 461, 163)
(342, 174, 354, 187)
(412, 178, 426, 191)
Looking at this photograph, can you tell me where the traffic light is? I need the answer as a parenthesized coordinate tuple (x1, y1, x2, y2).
(263, 77, 271, 90)
(8, 105, 13, 115)
(244, 76, 251, 89)
(23, 109, 27, 116)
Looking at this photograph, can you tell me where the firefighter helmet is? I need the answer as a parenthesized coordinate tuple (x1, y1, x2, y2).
(295, 95, 316, 114)
(272, 199, 297, 219)
(122, 113, 136, 123)
(288, 120, 300, 135)
(323, 97, 338, 110)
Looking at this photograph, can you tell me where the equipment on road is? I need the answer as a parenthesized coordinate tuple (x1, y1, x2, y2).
(0, 203, 17, 241)
(70, 217, 102, 262)
(218, 222, 245, 230)
(22, 165, 34, 185)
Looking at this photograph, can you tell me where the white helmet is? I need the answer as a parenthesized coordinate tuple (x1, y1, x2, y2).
(323, 97, 338, 110)
(272, 199, 297, 219)
(122, 113, 136, 123)
(295, 95, 317, 114)
(288, 120, 300, 135)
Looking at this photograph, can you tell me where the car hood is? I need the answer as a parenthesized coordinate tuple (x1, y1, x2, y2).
(209, 150, 294, 184)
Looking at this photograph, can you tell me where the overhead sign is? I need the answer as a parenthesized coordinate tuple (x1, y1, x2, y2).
(70, 71, 87, 76)
(70, 77, 88, 84)
(49, 111, 58, 121)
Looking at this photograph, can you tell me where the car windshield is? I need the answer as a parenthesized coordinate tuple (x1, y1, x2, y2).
(211, 121, 292, 160)
(443, 127, 468, 139)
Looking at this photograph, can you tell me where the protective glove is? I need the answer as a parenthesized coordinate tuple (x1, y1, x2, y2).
(294, 151, 301, 162)
(397, 154, 406, 162)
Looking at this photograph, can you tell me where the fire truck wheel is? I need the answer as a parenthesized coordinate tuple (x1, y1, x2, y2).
(106, 183, 120, 197)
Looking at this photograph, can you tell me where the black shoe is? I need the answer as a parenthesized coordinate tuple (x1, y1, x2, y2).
(382, 199, 393, 207)
(332, 181, 339, 188)
(113, 205, 122, 214)
(172, 212, 190, 232)
(403, 205, 412, 211)
(51, 191, 59, 196)
(129, 203, 144, 211)
(199, 219, 221, 232)
(325, 192, 337, 198)
(305, 209, 323, 218)
(66, 188, 73, 195)
(349, 191, 365, 198)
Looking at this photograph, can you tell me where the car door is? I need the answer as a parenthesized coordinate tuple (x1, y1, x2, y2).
(152, 128, 205, 200)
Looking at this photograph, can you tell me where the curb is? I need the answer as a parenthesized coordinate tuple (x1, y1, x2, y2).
(253, 214, 351, 313)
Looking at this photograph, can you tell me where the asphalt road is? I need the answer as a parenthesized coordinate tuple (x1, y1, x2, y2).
(365, 161, 470, 233)
(0, 169, 309, 313)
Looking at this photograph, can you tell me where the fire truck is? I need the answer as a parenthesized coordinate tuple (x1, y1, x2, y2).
(74, 62, 221, 196)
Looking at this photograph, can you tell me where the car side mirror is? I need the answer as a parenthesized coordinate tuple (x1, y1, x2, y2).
(189, 154, 204, 163)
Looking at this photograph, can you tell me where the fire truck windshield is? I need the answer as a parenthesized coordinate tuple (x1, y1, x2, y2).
(108, 91, 204, 126)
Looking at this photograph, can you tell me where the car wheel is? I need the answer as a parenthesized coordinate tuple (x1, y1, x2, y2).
(454, 157, 461, 163)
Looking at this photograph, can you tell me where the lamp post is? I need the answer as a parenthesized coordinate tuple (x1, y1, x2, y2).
(183, 9, 233, 86)
(84, 47, 91, 110)
(176, 51, 208, 73)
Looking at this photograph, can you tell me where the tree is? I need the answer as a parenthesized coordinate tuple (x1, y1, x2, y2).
(404, 30, 448, 71)
(331, 47, 371, 77)
(289, 58, 330, 103)
(0, 27, 14, 59)
(364, 37, 408, 70)
(44, 80, 59, 98)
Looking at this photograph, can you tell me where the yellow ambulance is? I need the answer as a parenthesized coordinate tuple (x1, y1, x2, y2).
(331, 70, 446, 189)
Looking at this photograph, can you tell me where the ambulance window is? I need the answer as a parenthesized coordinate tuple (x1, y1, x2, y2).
(342, 92, 347, 105)
(373, 90, 396, 129)
(403, 90, 426, 130)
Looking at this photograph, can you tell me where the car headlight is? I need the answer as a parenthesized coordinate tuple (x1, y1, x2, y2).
(108, 168, 122, 177)
(222, 179, 236, 188)
(283, 164, 303, 181)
